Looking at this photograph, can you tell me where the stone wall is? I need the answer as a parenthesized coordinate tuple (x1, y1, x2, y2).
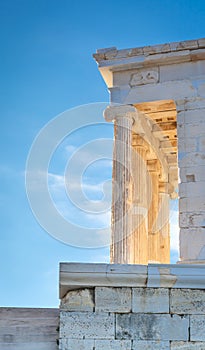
(0, 308, 59, 350)
(59, 263, 205, 350)
(177, 103, 205, 263)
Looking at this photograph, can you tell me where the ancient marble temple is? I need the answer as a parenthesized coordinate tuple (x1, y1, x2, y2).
(93, 38, 205, 265)
(59, 38, 205, 350)
(2, 38, 205, 350)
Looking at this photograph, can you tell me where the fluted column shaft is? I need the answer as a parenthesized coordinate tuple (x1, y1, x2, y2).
(104, 105, 135, 264)
(147, 160, 160, 263)
(132, 135, 149, 264)
(158, 182, 170, 263)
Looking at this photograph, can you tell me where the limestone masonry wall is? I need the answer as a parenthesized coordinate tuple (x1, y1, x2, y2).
(59, 286, 205, 349)
(59, 263, 205, 350)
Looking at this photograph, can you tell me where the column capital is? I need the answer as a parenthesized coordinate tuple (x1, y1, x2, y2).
(103, 104, 136, 123)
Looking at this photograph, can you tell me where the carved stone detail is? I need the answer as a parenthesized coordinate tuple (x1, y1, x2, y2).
(130, 69, 159, 86)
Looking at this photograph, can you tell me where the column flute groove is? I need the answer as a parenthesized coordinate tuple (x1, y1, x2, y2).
(104, 105, 135, 264)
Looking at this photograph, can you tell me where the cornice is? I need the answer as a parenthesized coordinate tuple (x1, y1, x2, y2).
(93, 38, 205, 88)
(94, 38, 205, 63)
(59, 262, 205, 298)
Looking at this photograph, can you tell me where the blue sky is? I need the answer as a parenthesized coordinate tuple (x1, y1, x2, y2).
(1, 0, 205, 307)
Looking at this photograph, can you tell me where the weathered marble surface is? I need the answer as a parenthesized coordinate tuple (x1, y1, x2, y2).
(60, 263, 205, 297)
(94, 37, 205, 265)
(170, 289, 205, 314)
(95, 287, 131, 313)
(0, 308, 59, 350)
(59, 263, 205, 350)
(132, 287, 169, 313)
(60, 288, 94, 312)
(116, 314, 189, 341)
(60, 311, 114, 339)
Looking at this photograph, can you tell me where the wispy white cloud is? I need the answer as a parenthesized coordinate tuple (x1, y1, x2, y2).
(31, 170, 180, 255)
(48, 172, 111, 199)
(86, 211, 111, 227)
(48, 172, 111, 231)
(48, 172, 64, 187)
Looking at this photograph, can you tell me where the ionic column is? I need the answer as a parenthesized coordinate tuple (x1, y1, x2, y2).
(158, 182, 170, 263)
(147, 160, 160, 263)
(104, 105, 136, 264)
(132, 134, 149, 264)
